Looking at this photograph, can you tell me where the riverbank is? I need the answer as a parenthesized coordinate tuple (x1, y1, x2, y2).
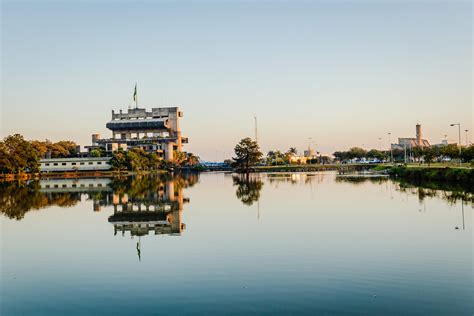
(377, 165, 473, 187)
(253, 163, 378, 172)
(0, 170, 171, 182)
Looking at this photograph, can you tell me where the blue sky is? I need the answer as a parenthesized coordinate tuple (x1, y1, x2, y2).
(1, 0, 471, 160)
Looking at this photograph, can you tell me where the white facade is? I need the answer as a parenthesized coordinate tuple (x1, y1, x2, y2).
(39, 178, 112, 191)
(39, 157, 112, 172)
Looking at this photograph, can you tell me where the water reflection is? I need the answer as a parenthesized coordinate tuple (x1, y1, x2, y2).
(0, 174, 199, 232)
(107, 175, 196, 237)
(1, 172, 472, 315)
(232, 174, 263, 206)
(336, 174, 473, 205)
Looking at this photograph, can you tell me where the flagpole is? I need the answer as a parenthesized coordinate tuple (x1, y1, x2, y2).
(135, 83, 138, 108)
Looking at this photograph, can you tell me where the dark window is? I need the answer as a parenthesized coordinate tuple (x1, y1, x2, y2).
(72, 184, 77, 188)
(54, 185, 59, 188)
(80, 162, 85, 165)
(62, 163, 67, 166)
(62, 184, 67, 188)
(72, 162, 76, 165)
(45, 185, 50, 188)
(53, 163, 58, 166)
(97, 162, 102, 165)
(89, 162, 93, 165)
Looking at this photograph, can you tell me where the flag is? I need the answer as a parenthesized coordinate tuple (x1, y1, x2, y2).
(133, 83, 137, 102)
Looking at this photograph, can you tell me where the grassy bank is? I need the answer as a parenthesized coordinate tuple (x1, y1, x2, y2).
(380, 165, 473, 187)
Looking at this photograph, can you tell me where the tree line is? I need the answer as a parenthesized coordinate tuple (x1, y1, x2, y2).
(0, 133, 200, 174)
(333, 144, 474, 164)
(231, 137, 474, 173)
(0, 134, 79, 174)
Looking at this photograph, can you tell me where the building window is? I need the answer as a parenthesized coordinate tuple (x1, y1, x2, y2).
(97, 162, 102, 165)
(80, 162, 85, 165)
(45, 185, 50, 188)
(72, 184, 77, 188)
(62, 163, 67, 166)
(53, 163, 58, 166)
(72, 162, 76, 165)
(45, 163, 50, 166)
(62, 184, 67, 188)
(54, 185, 59, 188)
(98, 183, 102, 187)
(89, 162, 93, 165)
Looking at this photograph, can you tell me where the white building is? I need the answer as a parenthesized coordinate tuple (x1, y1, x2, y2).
(39, 157, 112, 172)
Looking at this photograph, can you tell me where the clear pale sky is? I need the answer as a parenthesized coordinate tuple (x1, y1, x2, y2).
(1, 0, 472, 161)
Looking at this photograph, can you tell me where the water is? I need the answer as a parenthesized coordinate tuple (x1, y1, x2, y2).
(1, 172, 472, 315)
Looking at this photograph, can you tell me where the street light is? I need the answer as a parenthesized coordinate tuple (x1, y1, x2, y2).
(450, 123, 461, 164)
(465, 129, 469, 146)
(388, 132, 393, 163)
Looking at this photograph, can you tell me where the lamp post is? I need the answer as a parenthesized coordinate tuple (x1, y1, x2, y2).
(450, 123, 461, 164)
(388, 132, 393, 163)
(378, 137, 382, 151)
(465, 129, 469, 146)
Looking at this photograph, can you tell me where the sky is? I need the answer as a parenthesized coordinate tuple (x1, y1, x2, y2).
(1, 0, 472, 161)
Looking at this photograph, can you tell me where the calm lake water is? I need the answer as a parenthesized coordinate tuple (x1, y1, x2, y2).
(1, 172, 472, 315)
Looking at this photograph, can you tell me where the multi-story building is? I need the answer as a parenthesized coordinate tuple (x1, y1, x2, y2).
(88, 107, 188, 161)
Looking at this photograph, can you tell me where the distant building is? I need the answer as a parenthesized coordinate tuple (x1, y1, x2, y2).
(87, 107, 188, 161)
(39, 157, 112, 172)
(392, 124, 431, 150)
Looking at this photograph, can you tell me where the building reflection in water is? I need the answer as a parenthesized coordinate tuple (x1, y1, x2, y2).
(0, 174, 199, 237)
(108, 178, 190, 237)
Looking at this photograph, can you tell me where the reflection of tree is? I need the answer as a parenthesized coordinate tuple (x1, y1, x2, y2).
(336, 175, 473, 205)
(335, 175, 389, 185)
(232, 174, 263, 206)
(108, 173, 198, 204)
(0, 181, 80, 220)
(0, 173, 200, 221)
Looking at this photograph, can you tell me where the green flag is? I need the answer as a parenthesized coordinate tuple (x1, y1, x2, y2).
(133, 83, 137, 102)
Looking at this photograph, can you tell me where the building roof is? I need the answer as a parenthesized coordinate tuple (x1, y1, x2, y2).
(40, 157, 111, 163)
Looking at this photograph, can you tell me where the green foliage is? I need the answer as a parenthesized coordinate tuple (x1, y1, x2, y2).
(30, 139, 78, 158)
(173, 150, 200, 167)
(233, 138, 263, 171)
(89, 148, 105, 158)
(0, 134, 40, 174)
(388, 166, 473, 187)
(115, 148, 159, 172)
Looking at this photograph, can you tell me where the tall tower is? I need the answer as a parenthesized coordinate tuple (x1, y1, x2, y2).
(416, 124, 422, 146)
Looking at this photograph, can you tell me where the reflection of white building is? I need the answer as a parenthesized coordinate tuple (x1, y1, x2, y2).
(39, 178, 112, 192)
(39, 157, 112, 172)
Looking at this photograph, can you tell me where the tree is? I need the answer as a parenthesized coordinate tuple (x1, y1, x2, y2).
(110, 149, 128, 171)
(232, 137, 263, 171)
(1, 134, 39, 173)
(461, 145, 474, 163)
(422, 147, 436, 165)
